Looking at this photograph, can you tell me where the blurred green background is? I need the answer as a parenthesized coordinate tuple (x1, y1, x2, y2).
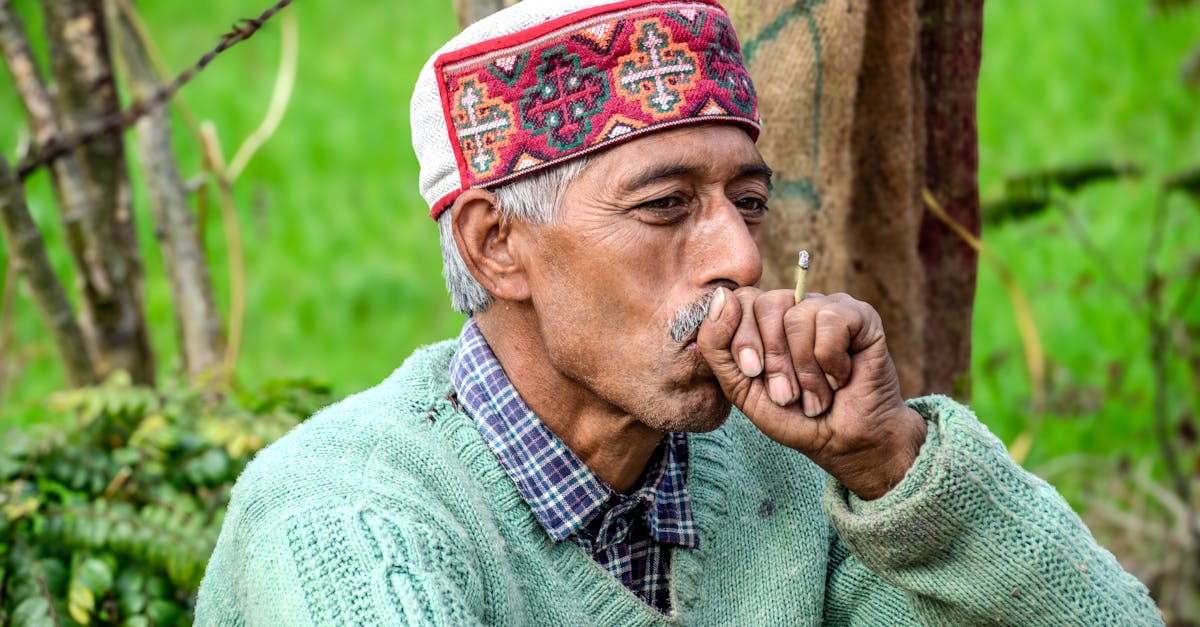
(1, 2, 1197, 471)
(1, 0, 1198, 620)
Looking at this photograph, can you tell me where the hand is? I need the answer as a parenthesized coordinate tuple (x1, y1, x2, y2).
(696, 287, 927, 500)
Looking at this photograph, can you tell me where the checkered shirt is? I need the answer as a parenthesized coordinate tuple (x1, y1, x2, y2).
(450, 317, 700, 612)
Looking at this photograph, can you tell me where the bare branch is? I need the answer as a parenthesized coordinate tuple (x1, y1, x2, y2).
(17, 0, 295, 180)
(107, 0, 226, 382)
(112, 0, 203, 143)
(0, 155, 96, 387)
(0, 0, 55, 146)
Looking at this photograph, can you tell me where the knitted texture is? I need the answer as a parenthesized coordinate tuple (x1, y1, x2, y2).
(195, 341, 1162, 625)
(411, 0, 759, 220)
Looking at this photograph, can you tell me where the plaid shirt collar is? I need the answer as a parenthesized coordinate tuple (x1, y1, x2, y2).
(450, 317, 699, 548)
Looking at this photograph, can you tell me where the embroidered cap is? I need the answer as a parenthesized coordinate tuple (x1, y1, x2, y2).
(412, 0, 760, 220)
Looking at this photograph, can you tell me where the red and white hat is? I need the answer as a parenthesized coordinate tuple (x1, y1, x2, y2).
(411, 0, 761, 220)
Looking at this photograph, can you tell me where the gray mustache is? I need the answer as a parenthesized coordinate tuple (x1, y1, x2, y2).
(669, 291, 714, 344)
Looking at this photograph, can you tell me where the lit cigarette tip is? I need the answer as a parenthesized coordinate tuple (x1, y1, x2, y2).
(794, 250, 810, 303)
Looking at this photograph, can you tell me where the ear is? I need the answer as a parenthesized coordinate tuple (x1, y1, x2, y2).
(451, 188, 532, 303)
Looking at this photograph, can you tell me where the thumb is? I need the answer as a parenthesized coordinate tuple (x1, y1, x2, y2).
(696, 287, 751, 402)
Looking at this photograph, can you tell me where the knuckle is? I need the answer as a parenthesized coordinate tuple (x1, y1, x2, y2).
(812, 342, 843, 366)
(761, 348, 793, 374)
(785, 300, 820, 325)
(794, 368, 827, 391)
(815, 306, 848, 329)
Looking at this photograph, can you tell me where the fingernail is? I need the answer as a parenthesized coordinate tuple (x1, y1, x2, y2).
(768, 375, 793, 406)
(708, 287, 726, 321)
(802, 390, 822, 418)
(825, 373, 840, 392)
(738, 348, 763, 377)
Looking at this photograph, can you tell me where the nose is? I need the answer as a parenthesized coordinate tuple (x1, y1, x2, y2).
(692, 198, 763, 289)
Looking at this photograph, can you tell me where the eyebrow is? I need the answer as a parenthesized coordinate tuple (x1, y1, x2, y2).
(739, 163, 775, 191)
(619, 162, 775, 194)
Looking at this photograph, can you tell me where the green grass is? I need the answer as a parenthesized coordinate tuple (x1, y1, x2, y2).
(973, 1, 1200, 469)
(1, 0, 463, 423)
(2, 0, 1198, 479)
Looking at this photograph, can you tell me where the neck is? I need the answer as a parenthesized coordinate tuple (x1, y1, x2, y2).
(476, 307, 663, 493)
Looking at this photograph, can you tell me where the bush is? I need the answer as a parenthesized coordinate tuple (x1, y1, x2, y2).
(0, 375, 331, 626)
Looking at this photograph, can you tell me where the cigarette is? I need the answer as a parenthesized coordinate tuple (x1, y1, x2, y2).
(794, 250, 810, 303)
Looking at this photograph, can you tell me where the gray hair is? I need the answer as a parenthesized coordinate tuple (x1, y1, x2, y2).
(438, 157, 592, 314)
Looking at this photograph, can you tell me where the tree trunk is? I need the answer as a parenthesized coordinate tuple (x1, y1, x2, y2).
(727, 0, 981, 398)
(916, 0, 983, 398)
(106, 0, 226, 383)
(41, 0, 155, 384)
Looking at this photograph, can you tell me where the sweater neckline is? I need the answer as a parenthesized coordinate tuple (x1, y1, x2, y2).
(421, 346, 738, 624)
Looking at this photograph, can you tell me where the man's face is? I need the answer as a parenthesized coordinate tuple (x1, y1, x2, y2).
(518, 124, 769, 433)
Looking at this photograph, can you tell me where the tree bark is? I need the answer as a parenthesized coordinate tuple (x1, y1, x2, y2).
(107, 0, 226, 383)
(0, 155, 97, 387)
(41, 0, 155, 384)
(724, 0, 981, 398)
(916, 0, 983, 398)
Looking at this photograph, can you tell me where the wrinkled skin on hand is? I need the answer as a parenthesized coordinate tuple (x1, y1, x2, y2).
(697, 287, 927, 500)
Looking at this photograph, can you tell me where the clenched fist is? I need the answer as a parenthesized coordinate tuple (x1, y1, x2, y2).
(697, 287, 927, 500)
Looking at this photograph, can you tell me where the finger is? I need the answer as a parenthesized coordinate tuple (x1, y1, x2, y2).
(783, 298, 835, 418)
(812, 304, 855, 394)
(696, 287, 751, 400)
(752, 290, 800, 407)
(730, 288, 765, 378)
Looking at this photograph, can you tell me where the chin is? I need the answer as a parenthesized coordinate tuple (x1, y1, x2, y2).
(638, 385, 732, 434)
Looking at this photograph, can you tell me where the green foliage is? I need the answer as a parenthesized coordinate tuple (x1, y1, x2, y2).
(0, 375, 330, 625)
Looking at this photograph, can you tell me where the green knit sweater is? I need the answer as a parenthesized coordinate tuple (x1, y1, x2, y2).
(194, 341, 1161, 625)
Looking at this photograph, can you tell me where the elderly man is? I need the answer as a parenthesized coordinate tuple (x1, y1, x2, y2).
(196, 0, 1161, 624)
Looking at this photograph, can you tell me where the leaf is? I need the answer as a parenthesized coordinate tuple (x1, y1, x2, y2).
(146, 599, 184, 625)
(67, 583, 94, 625)
(982, 195, 1053, 226)
(5, 496, 41, 522)
(1163, 165, 1200, 206)
(11, 596, 56, 627)
(1004, 161, 1142, 195)
(182, 448, 231, 487)
(67, 555, 113, 625)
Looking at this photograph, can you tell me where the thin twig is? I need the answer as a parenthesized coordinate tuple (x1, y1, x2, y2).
(199, 124, 246, 384)
(923, 189, 1047, 414)
(16, 0, 295, 180)
(1171, 255, 1200, 321)
(1145, 191, 1189, 505)
(228, 10, 299, 181)
(113, 0, 204, 144)
(1053, 192, 1144, 312)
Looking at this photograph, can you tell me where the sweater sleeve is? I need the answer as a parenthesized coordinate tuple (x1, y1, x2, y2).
(822, 395, 1163, 626)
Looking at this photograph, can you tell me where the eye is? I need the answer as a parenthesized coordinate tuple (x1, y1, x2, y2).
(635, 196, 690, 223)
(734, 197, 770, 222)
